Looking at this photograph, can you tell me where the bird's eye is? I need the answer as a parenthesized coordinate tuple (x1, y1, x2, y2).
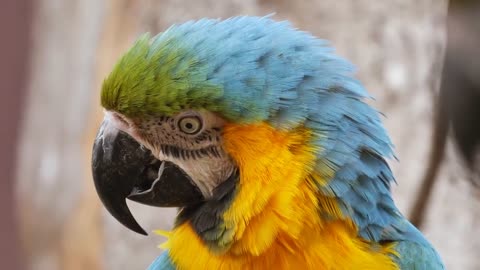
(178, 116, 202, 135)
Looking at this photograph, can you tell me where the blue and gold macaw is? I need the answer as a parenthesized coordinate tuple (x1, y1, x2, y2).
(92, 16, 444, 269)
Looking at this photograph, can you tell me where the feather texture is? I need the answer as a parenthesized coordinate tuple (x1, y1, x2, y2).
(101, 16, 444, 269)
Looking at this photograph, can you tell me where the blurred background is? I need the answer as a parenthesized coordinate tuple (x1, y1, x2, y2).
(2, 0, 479, 269)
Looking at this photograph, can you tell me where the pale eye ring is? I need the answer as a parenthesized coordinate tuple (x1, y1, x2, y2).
(178, 116, 203, 135)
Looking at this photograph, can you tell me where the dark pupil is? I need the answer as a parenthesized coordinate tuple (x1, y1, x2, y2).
(185, 122, 193, 130)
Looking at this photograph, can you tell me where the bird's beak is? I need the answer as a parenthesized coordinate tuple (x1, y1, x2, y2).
(91, 119, 204, 235)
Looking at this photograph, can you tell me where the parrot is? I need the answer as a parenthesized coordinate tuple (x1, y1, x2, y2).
(91, 16, 444, 270)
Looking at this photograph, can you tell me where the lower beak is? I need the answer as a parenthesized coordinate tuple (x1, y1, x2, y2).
(91, 119, 204, 235)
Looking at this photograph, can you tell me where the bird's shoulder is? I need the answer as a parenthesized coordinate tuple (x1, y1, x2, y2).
(392, 240, 445, 270)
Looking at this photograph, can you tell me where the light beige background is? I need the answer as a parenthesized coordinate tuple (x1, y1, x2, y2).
(16, 1, 480, 269)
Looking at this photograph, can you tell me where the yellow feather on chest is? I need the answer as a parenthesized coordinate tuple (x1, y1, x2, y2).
(164, 123, 398, 270)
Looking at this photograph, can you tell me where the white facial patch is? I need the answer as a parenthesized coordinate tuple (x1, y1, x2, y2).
(106, 110, 237, 198)
(156, 148, 235, 197)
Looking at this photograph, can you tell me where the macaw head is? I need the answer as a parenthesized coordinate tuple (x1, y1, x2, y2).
(92, 16, 394, 242)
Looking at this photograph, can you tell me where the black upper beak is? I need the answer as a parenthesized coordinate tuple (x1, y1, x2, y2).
(91, 119, 204, 235)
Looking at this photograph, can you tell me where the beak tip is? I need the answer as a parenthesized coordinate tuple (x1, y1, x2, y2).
(134, 227, 148, 236)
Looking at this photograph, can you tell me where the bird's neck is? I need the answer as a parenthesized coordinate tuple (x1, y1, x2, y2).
(164, 123, 397, 269)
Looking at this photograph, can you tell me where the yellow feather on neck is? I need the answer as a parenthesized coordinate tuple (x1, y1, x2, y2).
(164, 123, 398, 270)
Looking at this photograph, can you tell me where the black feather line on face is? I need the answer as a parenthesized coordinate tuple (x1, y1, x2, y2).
(194, 130, 215, 143)
(161, 144, 222, 160)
